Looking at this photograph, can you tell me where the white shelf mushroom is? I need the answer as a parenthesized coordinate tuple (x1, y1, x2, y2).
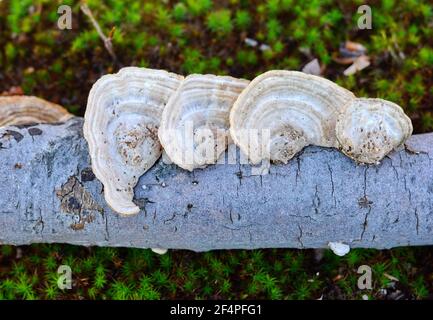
(336, 98, 413, 164)
(328, 242, 350, 256)
(230, 70, 355, 164)
(151, 248, 168, 255)
(84, 67, 183, 216)
(159, 74, 249, 171)
(0, 96, 72, 127)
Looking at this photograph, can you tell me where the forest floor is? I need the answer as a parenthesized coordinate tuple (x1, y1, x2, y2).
(1, 0, 433, 299)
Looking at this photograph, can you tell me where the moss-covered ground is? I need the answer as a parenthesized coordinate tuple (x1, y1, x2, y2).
(1, 0, 433, 299)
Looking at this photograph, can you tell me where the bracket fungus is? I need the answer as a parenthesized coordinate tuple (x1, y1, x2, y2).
(229, 70, 355, 164)
(336, 98, 413, 164)
(82, 67, 413, 215)
(0, 96, 72, 127)
(159, 74, 249, 171)
(83, 67, 183, 216)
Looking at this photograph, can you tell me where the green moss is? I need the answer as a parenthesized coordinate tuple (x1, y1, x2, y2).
(235, 10, 251, 30)
(1, 0, 433, 300)
(181, 48, 205, 73)
(7, 0, 33, 34)
(5, 42, 17, 61)
(172, 3, 188, 21)
(186, 0, 212, 17)
(71, 31, 99, 52)
(266, 18, 282, 42)
(207, 10, 233, 36)
(236, 50, 258, 66)
(155, 7, 172, 28)
(418, 47, 433, 66)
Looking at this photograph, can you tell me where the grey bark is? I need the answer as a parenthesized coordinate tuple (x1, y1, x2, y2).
(0, 117, 432, 251)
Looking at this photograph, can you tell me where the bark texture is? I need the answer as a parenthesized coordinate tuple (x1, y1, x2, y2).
(0, 118, 432, 251)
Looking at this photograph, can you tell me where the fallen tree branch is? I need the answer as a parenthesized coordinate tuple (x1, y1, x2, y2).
(0, 118, 432, 251)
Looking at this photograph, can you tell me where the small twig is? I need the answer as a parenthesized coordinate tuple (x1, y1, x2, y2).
(80, 3, 117, 62)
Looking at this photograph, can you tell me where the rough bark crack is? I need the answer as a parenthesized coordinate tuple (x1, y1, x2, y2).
(56, 175, 103, 230)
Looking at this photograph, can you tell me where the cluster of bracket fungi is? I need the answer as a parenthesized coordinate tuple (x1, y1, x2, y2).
(83, 67, 412, 215)
(0, 68, 413, 216)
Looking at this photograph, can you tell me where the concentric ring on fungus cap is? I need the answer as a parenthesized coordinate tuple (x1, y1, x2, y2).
(159, 74, 249, 171)
(84, 67, 183, 215)
(230, 70, 355, 164)
(0, 96, 72, 127)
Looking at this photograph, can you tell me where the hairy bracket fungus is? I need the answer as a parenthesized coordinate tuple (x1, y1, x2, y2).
(0, 96, 72, 127)
(84, 67, 183, 215)
(336, 98, 413, 164)
(159, 74, 249, 171)
(230, 70, 355, 164)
